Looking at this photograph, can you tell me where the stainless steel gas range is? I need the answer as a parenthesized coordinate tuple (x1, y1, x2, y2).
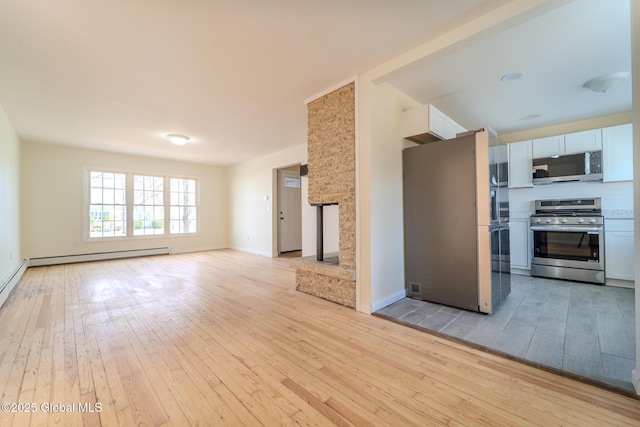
(530, 198, 604, 284)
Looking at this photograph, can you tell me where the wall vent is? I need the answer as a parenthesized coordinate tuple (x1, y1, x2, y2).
(409, 281, 421, 294)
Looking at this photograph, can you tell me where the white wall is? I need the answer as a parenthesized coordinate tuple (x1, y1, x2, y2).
(20, 141, 228, 258)
(228, 143, 336, 257)
(0, 105, 21, 284)
(369, 83, 421, 311)
(510, 181, 634, 219)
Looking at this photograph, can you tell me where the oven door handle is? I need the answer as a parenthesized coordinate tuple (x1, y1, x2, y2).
(530, 225, 603, 233)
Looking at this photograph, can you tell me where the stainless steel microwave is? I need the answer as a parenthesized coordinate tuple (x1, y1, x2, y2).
(532, 151, 602, 184)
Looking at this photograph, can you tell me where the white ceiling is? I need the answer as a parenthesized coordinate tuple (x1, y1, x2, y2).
(386, 0, 632, 137)
(0, 0, 511, 165)
(0, 1, 632, 166)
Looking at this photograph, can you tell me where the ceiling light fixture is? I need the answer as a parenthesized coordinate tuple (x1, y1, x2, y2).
(522, 114, 541, 120)
(501, 72, 525, 82)
(166, 134, 190, 146)
(583, 72, 630, 93)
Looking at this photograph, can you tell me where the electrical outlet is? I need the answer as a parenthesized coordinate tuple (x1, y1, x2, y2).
(247, 234, 250, 241)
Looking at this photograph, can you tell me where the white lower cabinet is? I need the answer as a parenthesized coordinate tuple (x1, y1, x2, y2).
(605, 219, 635, 286)
(509, 219, 530, 271)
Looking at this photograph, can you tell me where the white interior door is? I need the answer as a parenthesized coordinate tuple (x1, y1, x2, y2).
(278, 169, 302, 253)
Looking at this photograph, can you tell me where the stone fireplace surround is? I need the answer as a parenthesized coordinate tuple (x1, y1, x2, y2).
(291, 82, 356, 308)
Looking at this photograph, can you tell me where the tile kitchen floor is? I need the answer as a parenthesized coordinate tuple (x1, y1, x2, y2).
(374, 274, 637, 394)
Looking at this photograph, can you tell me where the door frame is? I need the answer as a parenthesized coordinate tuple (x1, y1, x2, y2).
(272, 163, 302, 257)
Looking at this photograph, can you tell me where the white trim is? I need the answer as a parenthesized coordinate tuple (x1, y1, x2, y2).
(170, 246, 228, 254)
(605, 278, 635, 289)
(371, 289, 407, 313)
(29, 247, 170, 267)
(633, 369, 640, 396)
(304, 76, 357, 105)
(229, 246, 274, 258)
(0, 259, 28, 309)
(84, 167, 201, 241)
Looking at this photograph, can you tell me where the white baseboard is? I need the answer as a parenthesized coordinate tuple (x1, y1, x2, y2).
(0, 259, 27, 309)
(510, 267, 531, 276)
(229, 246, 273, 258)
(605, 278, 635, 289)
(632, 369, 640, 396)
(29, 247, 170, 267)
(371, 289, 407, 312)
(170, 246, 228, 254)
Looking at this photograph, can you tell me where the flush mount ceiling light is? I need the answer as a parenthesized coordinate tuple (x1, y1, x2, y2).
(166, 134, 190, 146)
(583, 72, 630, 93)
(501, 72, 525, 82)
(521, 113, 542, 120)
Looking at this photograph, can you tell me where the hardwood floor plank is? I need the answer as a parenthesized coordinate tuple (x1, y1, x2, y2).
(0, 250, 638, 426)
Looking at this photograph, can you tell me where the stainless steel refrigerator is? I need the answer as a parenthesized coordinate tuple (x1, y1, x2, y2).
(403, 128, 510, 314)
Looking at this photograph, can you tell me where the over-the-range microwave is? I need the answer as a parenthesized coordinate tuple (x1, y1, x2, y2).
(532, 151, 602, 184)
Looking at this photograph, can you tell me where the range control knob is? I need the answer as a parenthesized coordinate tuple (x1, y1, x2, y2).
(577, 218, 585, 224)
(535, 218, 542, 223)
(589, 218, 597, 224)
(561, 218, 568, 224)
(545, 218, 553, 224)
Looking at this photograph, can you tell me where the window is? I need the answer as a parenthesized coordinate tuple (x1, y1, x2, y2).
(284, 177, 301, 188)
(134, 175, 165, 236)
(85, 168, 198, 240)
(89, 171, 126, 238)
(170, 178, 197, 234)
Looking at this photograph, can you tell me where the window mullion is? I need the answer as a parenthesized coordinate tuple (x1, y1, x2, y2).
(126, 173, 134, 237)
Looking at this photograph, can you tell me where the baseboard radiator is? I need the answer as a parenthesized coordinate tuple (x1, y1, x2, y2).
(29, 247, 170, 267)
(0, 259, 28, 308)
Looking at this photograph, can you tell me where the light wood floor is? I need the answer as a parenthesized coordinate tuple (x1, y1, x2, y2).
(1, 250, 639, 426)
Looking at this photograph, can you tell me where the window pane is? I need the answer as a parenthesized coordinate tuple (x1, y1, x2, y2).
(132, 174, 164, 236)
(90, 188, 102, 204)
(103, 189, 114, 204)
(169, 178, 197, 234)
(88, 171, 127, 239)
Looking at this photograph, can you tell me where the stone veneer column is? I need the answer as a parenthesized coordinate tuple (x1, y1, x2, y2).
(293, 82, 357, 308)
(307, 82, 356, 269)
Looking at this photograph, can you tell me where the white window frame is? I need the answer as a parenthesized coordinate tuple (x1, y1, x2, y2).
(83, 166, 200, 242)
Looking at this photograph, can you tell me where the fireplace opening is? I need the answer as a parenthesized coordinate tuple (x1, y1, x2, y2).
(313, 203, 339, 263)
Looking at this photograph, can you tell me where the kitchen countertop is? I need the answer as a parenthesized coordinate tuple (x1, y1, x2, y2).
(603, 210, 634, 219)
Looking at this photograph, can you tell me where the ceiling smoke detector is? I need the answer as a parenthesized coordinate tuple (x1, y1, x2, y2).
(167, 134, 190, 146)
(583, 72, 630, 93)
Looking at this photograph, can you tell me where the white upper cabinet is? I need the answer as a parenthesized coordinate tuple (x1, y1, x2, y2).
(564, 129, 602, 154)
(532, 129, 602, 158)
(402, 104, 466, 144)
(427, 105, 446, 139)
(603, 123, 633, 182)
(508, 140, 533, 188)
(532, 135, 565, 158)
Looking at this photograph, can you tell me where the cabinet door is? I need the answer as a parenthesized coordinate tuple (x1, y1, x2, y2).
(532, 135, 564, 158)
(509, 220, 530, 269)
(603, 123, 633, 182)
(605, 220, 635, 281)
(564, 129, 602, 154)
(508, 140, 533, 188)
(428, 104, 446, 139)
